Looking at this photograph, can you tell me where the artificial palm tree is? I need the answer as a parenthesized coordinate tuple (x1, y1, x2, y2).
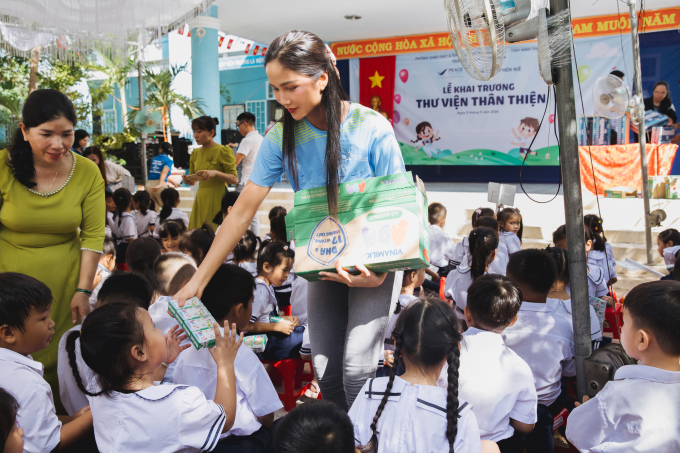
(142, 64, 204, 142)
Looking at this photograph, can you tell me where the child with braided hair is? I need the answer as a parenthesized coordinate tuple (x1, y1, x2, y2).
(349, 297, 486, 453)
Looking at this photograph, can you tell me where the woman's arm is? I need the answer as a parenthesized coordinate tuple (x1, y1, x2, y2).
(174, 182, 271, 304)
(72, 251, 100, 322)
(196, 170, 239, 185)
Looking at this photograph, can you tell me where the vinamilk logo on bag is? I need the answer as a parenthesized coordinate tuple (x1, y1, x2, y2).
(361, 210, 408, 260)
(307, 217, 348, 266)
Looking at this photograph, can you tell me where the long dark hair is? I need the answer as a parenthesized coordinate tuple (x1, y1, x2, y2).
(233, 229, 261, 264)
(361, 297, 461, 453)
(132, 190, 154, 215)
(468, 227, 498, 280)
(160, 187, 180, 223)
(269, 206, 288, 243)
(8, 89, 77, 188)
(0, 387, 19, 452)
(126, 237, 161, 286)
(66, 303, 146, 396)
(545, 246, 569, 285)
(179, 223, 215, 266)
(584, 224, 605, 252)
(498, 207, 523, 241)
(191, 116, 219, 139)
(83, 146, 108, 186)
(213, 191, 240, 225)
(112, 188, 132, 226)
(257, 239, 295, 275)
(264, 31, 348, 217)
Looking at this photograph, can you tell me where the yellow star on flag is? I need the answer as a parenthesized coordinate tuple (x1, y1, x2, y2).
(368, 70, 385, 89)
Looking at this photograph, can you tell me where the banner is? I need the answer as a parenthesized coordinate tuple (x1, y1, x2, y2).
(393, 35, 632, 166)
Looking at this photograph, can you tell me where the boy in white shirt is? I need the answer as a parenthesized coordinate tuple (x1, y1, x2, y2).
(424, 202, 456, 292)
(444, 274, 537, 453)
(567, 280, 680, 452)
(58, 272, 154, 416)
(503, 250, 575, 453)
(0, 272, 93, 453)
(172, 264, 283, 450)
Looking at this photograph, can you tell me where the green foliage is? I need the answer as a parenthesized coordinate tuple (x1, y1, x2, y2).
(39, 55, 92, 124)
(92, 129, 138, 153)
(220, 85, 231, 105)
(143, 64, 204, 133)
(0, 55, 30, 119)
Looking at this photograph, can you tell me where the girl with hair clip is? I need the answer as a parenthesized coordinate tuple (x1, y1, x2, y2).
(231, 230, 261, 275)
(583, 216, 616, 287)
(445, 228, 498, 322)
(132, 190, 158, 238)
(497, 208, 522, 255)
(179, 223, 215, 266)
(558, 225, 609, 300)
(126, 237, 162, 288)
(110, 188, 137, 266)
(656, 229, 680, 280)
(157, 220, 186, 254)
(268, 206, 298, 310)
(65, 303, 243, 452)
(183, 116, 238, 230)
(153, 188, 189, 238)
(349, 297, 485, 453)
(175, 30, 406, 410)
(583, 214, 616, 285)
(452, 208, 496, 269)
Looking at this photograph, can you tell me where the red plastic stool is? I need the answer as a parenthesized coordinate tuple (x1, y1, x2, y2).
(281, 305, 292, 316)
(603, 303, 624, 339)
(439, 276, 447, 301)
(260, 358, 316, 411)
(553, 408, 569, 432)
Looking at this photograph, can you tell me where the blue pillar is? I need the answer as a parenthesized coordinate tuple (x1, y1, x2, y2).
(191, 5, 221, 143)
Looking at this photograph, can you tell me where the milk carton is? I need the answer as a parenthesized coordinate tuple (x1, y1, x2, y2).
(286, 172, 430, 281)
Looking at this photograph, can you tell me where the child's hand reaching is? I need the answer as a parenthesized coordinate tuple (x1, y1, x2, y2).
(209, 322, 243, 367)
(274, 319, 296, 335)
(384, 350, 394, 368)
(165, 325, 190, 365)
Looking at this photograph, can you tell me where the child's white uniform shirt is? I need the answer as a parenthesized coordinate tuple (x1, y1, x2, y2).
(172, 341, 283, 439)
(238, 261, 258, 277)
(57, 325, 99, 416)
(546, 298, 602, 341)
(587, 264, 608, 297)
(502, 302, 575, 406)
(499, 230, 521, 254)
(110, 212, 137, 245)
(349, 376, 482, 453)
(566, 365, 680, 453)
(445, 266, 479, 320)
(250, 278, 277, 324)
(428, 224, 457, 268)
(588, 250, 616, 286)
(0, 348, 61, 453)
(89, 383, 226, 453)
(451, 236, 469, 267)
(153, 207, 190, 238)
(663, 245, 680, 267)
(290, 276, 308, 326)
(437, 328, 537, 442)
(88, 264, 112, 312)
(105, 211, 113, 238)
(385, 294, 417, 342)
(133, 209, 158, 237)
(451, 237, 508, 275)
(148, 296, 190, 382)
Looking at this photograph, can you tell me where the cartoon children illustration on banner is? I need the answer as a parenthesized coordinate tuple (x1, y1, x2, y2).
(411, 122, 441, 159)
(511, 117, 539, 156)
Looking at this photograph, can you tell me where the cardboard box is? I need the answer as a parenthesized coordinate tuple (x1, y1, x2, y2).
(651, 126, 676, 144)
(286, 172, 430, 281)
(604, 186, 637, 198)
(577, 116, 611, 146)
(243, 335, 268, 353)
(667, 177, 680, 199)
(630, 111, 669, 134)
(168, 297, 217, 350)
(649, 176, 668, 199)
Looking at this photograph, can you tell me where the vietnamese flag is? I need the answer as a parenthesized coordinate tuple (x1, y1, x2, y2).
(218, 36, 225, 47)
(359, 56, 396, 122)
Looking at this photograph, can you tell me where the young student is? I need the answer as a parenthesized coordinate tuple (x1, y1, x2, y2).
(65, 302, 241, 452)
(451, 207, 495, 269)
(378, 268, 425, 377)
(105, 190, 115, 238)
(110, 187, 137, 264)
(179, 223, 215, 266)
(0, 273, 93, 452)
(425, 202, 456, 292)
(172, 264, 283, 449)
(545, 247, 602, 344)
(274, 400, 360, 453)
(157, 220, 186, 253)
(89, 237, 116, 312)
(656, 228, 680, 280)
(244, 241, 304, 360)
(231, 230, 261, 276)
(502, 250, 575, 453)
(475, 216, 509, 275)
(472, 207, 496, 225)
(584, 214, 617, 286)
(268, 206, 297, 310)
(567, 280, 680, 452)
(213, 191, 240, 233)
(497, 208, 522, 254)
(58, 271, 154, 416)
(153, 188, 189, 238)
(348, 297, 483, 453)
(0, 387, 24, 453)
(445, 227, 498, 321)
(148, 252, 198, 381)
(125, 237, 161, 287)
(442, 274, 537, 453)
(263, 206, 287, 242)
(132, 190, 158, 238)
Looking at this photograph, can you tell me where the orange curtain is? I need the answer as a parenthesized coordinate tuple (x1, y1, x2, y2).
(579, 144, 678, 195)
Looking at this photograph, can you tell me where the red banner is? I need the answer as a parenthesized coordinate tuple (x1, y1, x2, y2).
(359, 56, 396, 122)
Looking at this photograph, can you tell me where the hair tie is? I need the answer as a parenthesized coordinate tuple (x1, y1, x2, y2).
(475, 209, 482, 215)
(325, 44, 341, 79)
(283, 245, 289, 250)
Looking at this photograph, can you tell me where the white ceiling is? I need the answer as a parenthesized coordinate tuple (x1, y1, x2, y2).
(214, 0, 677, 45)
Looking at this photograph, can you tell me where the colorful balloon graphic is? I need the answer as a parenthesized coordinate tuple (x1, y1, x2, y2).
(394, 94, 401, 104)
(393, 110, 400, 124)
(404, 118, 409, 126)
(399, 69, 409, 83)
(577, 65, 591, 83)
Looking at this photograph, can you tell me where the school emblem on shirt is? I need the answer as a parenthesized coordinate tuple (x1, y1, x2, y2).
(308, 216, 348, 266)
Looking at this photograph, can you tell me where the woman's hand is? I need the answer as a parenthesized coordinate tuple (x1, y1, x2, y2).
(165, 325, 190, 364)
(171, 276, 206, 309)
(181, 174, 200, 185)
(319, 262, 387, 288)
(71, 292, 90, 324)
(196, 170, 218, 180)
